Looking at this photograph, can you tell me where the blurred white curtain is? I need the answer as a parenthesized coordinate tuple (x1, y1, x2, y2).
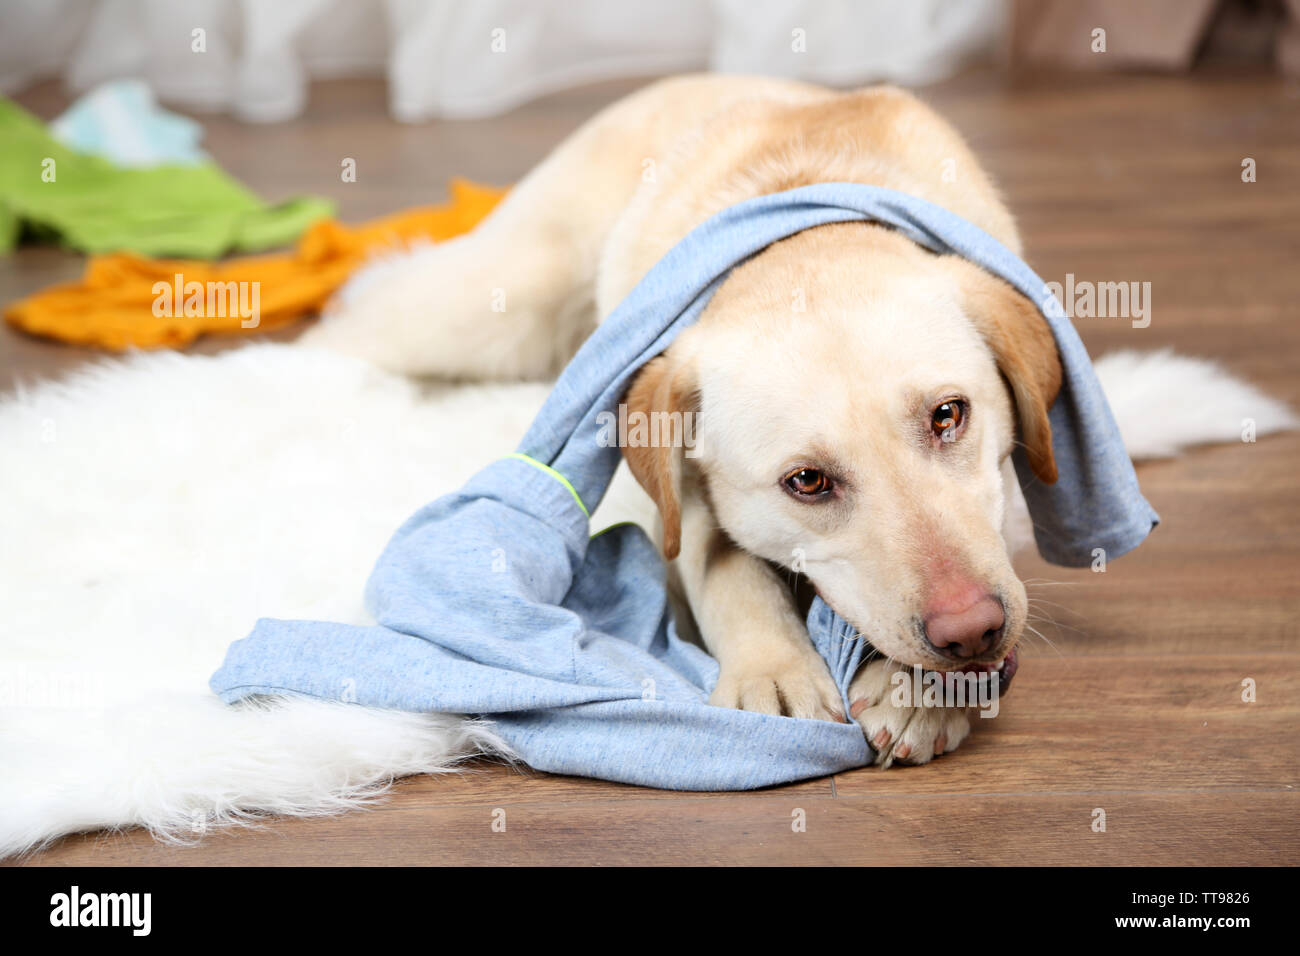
(0, 0, 1003, 122)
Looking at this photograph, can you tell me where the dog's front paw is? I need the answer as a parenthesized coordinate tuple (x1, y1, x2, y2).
(709, 650, 845, 722)
(848, 659, 972, 766)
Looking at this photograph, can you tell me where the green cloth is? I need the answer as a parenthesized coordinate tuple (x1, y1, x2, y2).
(0, 99, 334, 257)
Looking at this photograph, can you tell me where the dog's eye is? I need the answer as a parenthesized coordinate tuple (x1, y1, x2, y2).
(783, 467, 832, 498)
(931, 400, 966, 441)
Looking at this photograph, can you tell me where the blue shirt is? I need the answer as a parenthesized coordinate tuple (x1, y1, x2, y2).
(211, 184, 1158, 790)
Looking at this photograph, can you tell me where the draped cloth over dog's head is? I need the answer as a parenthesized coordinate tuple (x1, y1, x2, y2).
(212, 184, 1158, 790)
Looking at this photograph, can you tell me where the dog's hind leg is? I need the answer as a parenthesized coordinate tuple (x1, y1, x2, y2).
(300, 75, 788, 381)
(301, 163, 605, 380)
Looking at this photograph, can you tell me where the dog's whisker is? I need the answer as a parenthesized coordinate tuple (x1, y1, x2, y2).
(1027, 609, 1083, 641)
(1025, 614, 1086, 639)
(1020, 622, 1068, 659)
(1025, 596, 1082, 619)
(1025, 594, 1075, 609)
(1025, 603, 1081, 631)
(1027, 610, 1086, 638)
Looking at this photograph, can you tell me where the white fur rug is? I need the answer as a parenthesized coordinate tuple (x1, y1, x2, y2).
(0, 342, 1291, 857)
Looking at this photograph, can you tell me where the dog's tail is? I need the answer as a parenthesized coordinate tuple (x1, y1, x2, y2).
(1093, 349, 1297, 461)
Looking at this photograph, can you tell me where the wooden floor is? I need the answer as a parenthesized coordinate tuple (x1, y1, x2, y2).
(5, 68, 1299, 866)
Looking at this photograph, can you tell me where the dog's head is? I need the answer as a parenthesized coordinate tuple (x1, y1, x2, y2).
(621, 223, 1061, 674)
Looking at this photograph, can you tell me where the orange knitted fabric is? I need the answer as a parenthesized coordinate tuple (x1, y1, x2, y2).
(4, 179, 505, 350)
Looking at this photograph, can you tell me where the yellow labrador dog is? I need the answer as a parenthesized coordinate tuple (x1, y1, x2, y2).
(304, 75, 1062, 766)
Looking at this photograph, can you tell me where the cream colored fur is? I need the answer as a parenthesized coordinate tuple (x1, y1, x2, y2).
(306, 76, 1055, 764)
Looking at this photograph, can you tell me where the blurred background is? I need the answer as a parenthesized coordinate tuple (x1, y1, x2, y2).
(1, 0, 1296, 389)
(2, 0, 1295, 122)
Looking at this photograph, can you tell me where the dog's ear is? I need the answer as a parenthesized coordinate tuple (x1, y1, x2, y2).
(621, 352, 697, 560)
(950, 258, 1063, 484)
